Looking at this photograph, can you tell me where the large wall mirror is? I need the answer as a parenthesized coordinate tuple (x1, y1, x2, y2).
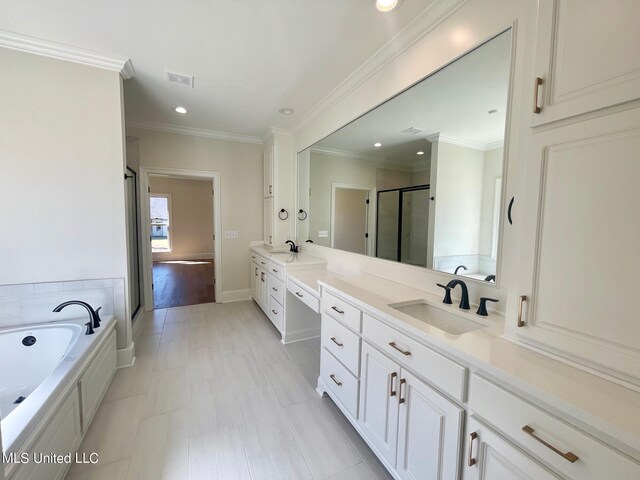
(296, 30, 512, 283)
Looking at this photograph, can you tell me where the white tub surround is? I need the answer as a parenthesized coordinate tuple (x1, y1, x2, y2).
(312, 272, 640, 479)
(2, 316, 117, 480)
(250, 245, 326, 343)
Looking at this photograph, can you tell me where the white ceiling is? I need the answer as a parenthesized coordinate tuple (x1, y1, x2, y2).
(314, 30, 511, 164)
(0, 0, 440, 138)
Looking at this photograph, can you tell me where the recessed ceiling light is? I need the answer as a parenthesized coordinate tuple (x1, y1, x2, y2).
(174, 106, 188, 114)
(279, 107, 295, 115)
(374, 142, 383, 148)
(376, 0, 402, 12)
(488, 109, 498, 114)
(417, 151, 425, 155)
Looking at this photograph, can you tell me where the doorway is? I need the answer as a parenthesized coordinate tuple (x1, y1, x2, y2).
(124, 167, 142, 319)
(330, 184, 375, 255)
(140, 167, 222, 311)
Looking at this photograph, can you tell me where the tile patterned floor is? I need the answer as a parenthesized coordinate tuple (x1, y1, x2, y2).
(65, 301, 393, 480)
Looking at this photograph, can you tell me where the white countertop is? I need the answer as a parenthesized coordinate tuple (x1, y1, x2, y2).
(288, 266, 640, 455)
(251, 245, 327, 268)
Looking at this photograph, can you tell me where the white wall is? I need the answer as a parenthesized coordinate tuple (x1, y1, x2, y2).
(293, 0, 536, 311)
(0, 48, 130, 349)
(479, 146, 503, 255)
(149, 176, 214, 261)
(127, 127, 263, 300)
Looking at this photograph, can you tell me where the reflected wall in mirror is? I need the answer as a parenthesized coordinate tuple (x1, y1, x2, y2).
(297, 30, 511, 283)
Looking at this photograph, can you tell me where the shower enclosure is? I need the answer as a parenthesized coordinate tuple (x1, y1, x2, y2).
(375, 185, 430, 267)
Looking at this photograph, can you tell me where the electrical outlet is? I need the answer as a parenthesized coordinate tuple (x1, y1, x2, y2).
(318, 230, 329, 238)
(224, 231, 239, 239)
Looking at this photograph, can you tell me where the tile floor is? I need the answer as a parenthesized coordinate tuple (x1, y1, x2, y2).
(65, 300, 393, 480)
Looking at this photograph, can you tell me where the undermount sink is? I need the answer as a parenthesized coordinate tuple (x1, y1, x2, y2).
(269, 251, 293, 256)
(388, 300, 490, 335)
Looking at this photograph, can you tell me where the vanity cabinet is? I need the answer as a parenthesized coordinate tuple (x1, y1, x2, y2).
(263, 142, 274, 198)
(263, 197, 273, 245)
(531, 0, 640, 126)
(511, 108, 640, 386)
(262, 130, 293, 246)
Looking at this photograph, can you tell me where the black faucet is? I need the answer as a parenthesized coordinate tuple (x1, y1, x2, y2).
(285, 240, 299, 253)
(484, 274, 496, 282)
(454, 265, 468, 275)
(446, 279, 470, 310)
(53, 301, 101, 334)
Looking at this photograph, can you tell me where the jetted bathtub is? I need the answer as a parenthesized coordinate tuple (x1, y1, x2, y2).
(1, 316, 116, 480)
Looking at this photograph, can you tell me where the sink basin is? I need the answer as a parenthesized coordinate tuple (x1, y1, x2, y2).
(269, 251, 293, 256)
(388, 300, 490, 335)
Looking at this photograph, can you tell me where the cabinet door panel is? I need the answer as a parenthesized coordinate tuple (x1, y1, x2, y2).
(263, 197, 273, 245)
(514, 109, 640, 385)
(464, 417, 560, 480)
(396, 369, 463, 480)
(263, 144, 274, 198)
(533, 0, 640, 125)
(358, 342, 400, 467)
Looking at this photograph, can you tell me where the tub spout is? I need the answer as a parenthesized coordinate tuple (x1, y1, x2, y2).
(53, 300, 101, 331)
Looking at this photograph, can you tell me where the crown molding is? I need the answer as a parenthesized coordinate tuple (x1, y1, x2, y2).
(262, 126, 293, 143)
(126, 119, 263, 145)
(427, 133, 499, 151)
(0, 29, 135, 79)
(310, 146, 412, 170)
(292, 0, 469, 133)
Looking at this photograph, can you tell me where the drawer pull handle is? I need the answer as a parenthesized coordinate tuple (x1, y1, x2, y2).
(533, 76, 543, 114)
(517, 295, 527, 327)
(255, 268, 258, 276)
(295, 292, 304, 298)
(390, 372, 397, 397)
(251, 255, 256, 259)
(330, 337, 343, 347)
(272, 287, 278, 292)
(271, 309, 278, 315)
(331, 306, 344, 315)
(522, 425, 579, 463)
(261, 261, 266, 265)
(272, 269, 278, 273)
(330, 374, 342, 386)
(389, 341, 411, 356)
(398, 378, 406, 404)
(468, 432, 478, 466)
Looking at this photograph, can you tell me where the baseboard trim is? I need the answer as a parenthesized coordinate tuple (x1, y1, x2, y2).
(218, 289, 251, 303)
(117, 343, 136, 368)
(282, 327, 321, 344)
(152, 253, 214, 261)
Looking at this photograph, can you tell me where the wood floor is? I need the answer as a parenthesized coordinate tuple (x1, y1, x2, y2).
(66, 301, 393, 480)
(153, 259, 215, 309)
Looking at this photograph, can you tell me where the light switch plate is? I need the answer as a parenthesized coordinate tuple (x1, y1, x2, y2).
(318, 230, 329, 238)
(224, 231, 239, 239)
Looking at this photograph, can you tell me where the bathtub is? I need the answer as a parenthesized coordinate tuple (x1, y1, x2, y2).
(1, 316, 116, 478)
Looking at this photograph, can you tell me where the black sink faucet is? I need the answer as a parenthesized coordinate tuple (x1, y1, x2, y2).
(454, 265, 468, 275)
(53, 301, 101, 334)
(285, 240, 299, 253)
(446, 279, 470, 310)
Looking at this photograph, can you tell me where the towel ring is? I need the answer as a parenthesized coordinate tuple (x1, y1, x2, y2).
(297, 209, 308, 221)
(278, 209, 289, 220)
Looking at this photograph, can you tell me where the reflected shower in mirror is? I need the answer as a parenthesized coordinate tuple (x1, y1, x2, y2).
(297, 30, 511, 282)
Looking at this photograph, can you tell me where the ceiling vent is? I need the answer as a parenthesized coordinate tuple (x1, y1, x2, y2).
(401, 127, 425, 135)
(165, 71, 194, 88)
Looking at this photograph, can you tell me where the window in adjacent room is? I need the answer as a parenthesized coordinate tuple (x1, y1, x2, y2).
(150, 194, 172, 252)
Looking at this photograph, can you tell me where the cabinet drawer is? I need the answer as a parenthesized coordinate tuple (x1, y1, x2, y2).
(362, 314, 466, 402)
(287, 278, 319, 313)
(469, 374, 640, 480)
(322, 290, 362, 332)
(254, 254, 270, 270)
(269, 276, 284, 306)
(321, 347, 359, 418)
(268, 295, 283, 332)
(269, 263, 284, 282)
(321, 314, 361, 376)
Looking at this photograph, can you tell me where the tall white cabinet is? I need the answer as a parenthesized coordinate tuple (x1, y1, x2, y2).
(262, 129, 294, 246)
(508, 2, 640, 387)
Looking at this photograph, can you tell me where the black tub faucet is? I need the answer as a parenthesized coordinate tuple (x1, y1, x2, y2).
(53, 301, 101, 332)
(484, 274, 496, 282)
(446, 279, 470, 310)
(454, 265, 468, 275)
(285, 240, 299, 253)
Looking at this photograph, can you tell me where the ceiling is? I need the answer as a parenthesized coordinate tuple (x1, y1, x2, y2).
(0, 0, 440, 138)
(313, 30, 511, 164)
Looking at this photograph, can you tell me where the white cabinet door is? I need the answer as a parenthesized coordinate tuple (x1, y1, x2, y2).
(250, 262, 259, 302)
(396, 369, 463, 480)
(464, 417, 561, 480)
(257, 266, 268, 310)
(358, 342, 400, 467)
(532, 0, 640, 126)
(263, 197, 273, 245)
(512, 108, 640, 386)
(263, 143, 274, 198)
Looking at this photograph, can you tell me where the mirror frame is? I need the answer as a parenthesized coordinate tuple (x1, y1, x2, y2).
(294, 28, 516, 288)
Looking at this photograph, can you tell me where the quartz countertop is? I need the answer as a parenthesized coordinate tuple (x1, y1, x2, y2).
(289, 266, 640, 455)
(250, 245, 326, 268)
